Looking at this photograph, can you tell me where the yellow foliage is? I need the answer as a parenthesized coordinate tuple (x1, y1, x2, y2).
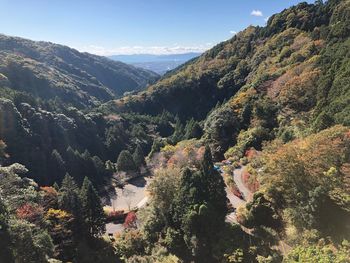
(229, 88, 256, 112)
(45, 208, 71, 220)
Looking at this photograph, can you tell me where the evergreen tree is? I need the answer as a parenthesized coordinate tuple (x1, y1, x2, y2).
(49, 149, 66, 184)
(148, 138, 164, 158)
(58, 174, 83, 237)
(170, 116, 184, 144)
(170, 145, 227, 261)
(116, 150, 137, 172)
(59, 174, 81, 213)
(92, 155, 108, 180)
(184, 118, 203, 140)
(53, 182, 60, 191)
(105, 160, 116, 173)
(65, 147, 84, 184)
(198, 145, 227, 220)
(157, 110, 173, 137)
(80, 177, 105, 237)
(133, 144, 146, 168)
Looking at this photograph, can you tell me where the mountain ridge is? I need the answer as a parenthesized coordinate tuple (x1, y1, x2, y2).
(0, 33, 159, 108)
(109, 52, 201, 75)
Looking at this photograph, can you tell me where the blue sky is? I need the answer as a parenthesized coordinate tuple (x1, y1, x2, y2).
(0, 0, 314, 55)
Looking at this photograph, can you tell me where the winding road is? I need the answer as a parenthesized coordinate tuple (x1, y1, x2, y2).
(225, 165, 252, 223)
(233, 166, 253, 202)
(106, 165, 253, 234)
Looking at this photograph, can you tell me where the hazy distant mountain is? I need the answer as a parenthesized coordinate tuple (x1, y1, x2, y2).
(109, 52, 201, 74)
(0, 34, 159, 108)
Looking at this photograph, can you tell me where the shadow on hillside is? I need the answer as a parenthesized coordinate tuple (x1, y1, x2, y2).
(128, 176, 147, 187)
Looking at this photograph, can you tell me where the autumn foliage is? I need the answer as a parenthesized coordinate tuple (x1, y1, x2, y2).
(123, 211, 137, 229)
(261, 125, 350, 240)
(40, 186, 58, 210)
(242, 169, 259, 193)
(16, 203, 44, 224)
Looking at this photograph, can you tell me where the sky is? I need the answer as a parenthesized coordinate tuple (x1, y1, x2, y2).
(0, 0, 314, 55)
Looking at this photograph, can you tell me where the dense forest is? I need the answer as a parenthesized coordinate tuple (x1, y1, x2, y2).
(0, 0, 349, 262)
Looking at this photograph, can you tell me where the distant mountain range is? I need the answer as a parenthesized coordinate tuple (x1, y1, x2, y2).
(0, 34, 159, 108)
(109, 52, 201, 75)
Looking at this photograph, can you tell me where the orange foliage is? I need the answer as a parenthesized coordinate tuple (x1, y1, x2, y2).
(268, 60, 320, 108)
(262, 125, 350, 195)
(245, 148, 259, 160)
(40, 186, 58, 210)
(242, 169, 259, 193)
(40, 186, 57, 195)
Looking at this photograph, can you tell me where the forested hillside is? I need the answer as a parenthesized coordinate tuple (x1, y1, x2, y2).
(0, 34, 159, 109)
(0, 0, 349, 262)
(104, 0, 350, 158)
(0, 35, 160, 185)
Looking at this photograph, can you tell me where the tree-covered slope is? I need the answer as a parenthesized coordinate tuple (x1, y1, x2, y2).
(1, 0, 348, 185)
(0, 35, 160, 186)
(103, 0, 349, 158)
(0, 1, 349, 262)
(0, 34, 159, 108)
(104, 1, 329, 117)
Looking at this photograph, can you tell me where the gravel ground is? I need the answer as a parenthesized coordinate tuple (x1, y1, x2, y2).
(107, 177, 152, 211)
(104, 177, 152, 235)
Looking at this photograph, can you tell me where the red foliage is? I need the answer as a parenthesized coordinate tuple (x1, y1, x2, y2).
(230, 185, 243, 199)
(16, 203, 44, 224)
(245, 148, 258, 160)
(123, 211, 137, 229)
(242, 170, 259, 193)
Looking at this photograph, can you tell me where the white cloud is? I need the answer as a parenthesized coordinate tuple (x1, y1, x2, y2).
(230, 30, 237, 35)
(251, 10, 263, 17)
(75, 43, 215, 56)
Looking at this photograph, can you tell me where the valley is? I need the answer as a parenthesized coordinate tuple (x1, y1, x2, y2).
(0, 0, 349, 262)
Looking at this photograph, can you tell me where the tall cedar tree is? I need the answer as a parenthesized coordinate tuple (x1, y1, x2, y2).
(117, 150, 137, 172)
(49, 149, 66, 184)
(170, 145, 227, 262)
(80, 177, 105, 237)
(171, 116, 184, 144)
(148, 139, 164, 158)
(59, 174, 81, 215)
(133, 144, 146, 168)
(184, 118, 203, 140)
(58, 174, 83, 236)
